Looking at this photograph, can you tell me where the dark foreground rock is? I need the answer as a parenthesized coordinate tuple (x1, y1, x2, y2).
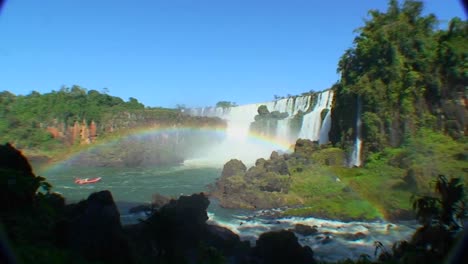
(65, 191, 132, 264)
(293, 224, 318, 236)
(128, 193, 251, 263)
(252, 230, 316, 264)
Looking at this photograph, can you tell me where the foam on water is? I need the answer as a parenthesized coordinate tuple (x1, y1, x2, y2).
(206, 208, 417, 262)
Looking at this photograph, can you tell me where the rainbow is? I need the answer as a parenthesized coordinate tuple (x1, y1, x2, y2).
(39, 125, 294, 174)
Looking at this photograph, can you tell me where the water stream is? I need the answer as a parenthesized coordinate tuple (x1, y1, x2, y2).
(40, 163, 416, 262)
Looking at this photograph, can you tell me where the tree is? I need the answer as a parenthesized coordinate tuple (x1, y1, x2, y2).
(376, 175, 466, 263)
(330, 0, 467, 161)
(215, 101, 237, 108)
(413, 175, 466, 230)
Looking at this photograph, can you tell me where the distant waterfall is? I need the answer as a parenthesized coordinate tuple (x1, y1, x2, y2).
(188, 90, 334, 164)
(350, 96, 362, 167)
(298, 90, 334, 142)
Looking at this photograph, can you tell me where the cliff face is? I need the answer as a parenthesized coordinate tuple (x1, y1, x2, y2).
(41, 111, 226, 167)
(47, 120, 98, 145)
(45, 110, 226, 147)
(329, 8, 467, 163)
(330, 88, 467, 156)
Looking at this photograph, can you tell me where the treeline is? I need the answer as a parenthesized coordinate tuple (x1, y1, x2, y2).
(0, 85, 177, 148)
(330, 0, 467, 157)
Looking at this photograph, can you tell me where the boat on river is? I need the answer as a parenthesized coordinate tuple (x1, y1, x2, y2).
(74, 177, 102, 185)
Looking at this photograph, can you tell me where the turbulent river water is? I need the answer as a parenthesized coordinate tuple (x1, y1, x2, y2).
(39, 163, 417, 262)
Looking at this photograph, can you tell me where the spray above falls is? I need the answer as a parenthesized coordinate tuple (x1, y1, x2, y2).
(187, 90, 334, 165)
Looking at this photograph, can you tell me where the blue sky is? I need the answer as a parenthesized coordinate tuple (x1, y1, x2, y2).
(0, 1, 465, 108)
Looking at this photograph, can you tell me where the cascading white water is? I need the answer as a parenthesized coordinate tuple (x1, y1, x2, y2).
(298, 90, 334, 142)
(350, 96, 362, 167)
(188, 90, 334, 165)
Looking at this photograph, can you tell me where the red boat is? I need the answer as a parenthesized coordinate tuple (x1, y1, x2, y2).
(74, 177, 102, 185)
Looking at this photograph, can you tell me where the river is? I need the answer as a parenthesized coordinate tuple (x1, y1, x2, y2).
(39, 163, 416, 262)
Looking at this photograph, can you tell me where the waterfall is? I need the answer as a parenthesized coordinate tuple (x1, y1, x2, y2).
(188, 90, 334, 164)
(350, 96, 362, 167)
(298, 90, 334, 141)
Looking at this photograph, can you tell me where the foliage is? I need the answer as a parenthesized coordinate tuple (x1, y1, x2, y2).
(330, 0, 468, 161)
(0, 85, 146, 148)
(375, 175, 467, 264)
(0, 86, 226, 166)
(250, 105, 289, 138)
(412, 175, 466, 229)
(215, 101, 237, 108)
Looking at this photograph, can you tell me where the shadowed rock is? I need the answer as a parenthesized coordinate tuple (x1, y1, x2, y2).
(252, 230, 316, 264)
(68, 191, 132, 263)
(293, 224, 318, 236)
(0, 143, 44, 211)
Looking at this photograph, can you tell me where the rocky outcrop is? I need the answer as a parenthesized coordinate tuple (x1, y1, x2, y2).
(250, 105, 289, 138)
(293, 224, 318, 236)
(252, 230, 316, 264)
(211, 154, 291, 209)
(47, 119, 98, 145)
(0, 143, 43, 211)
(221, 159, 247, 177)
(151, 193, 171, 208)
(294, 139, 320, 159)
(132, 193, 250, 263)
(66, 191, 132, 264)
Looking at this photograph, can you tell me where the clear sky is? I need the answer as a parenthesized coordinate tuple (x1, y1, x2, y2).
(0, 1, 465, 108)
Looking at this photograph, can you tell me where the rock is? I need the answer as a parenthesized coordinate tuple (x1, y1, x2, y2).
(144, 193, 210, 254)
(221, 159, 247, 178)
(321, 235, 333, 244)
(343, 232, 367, 241)
(68, 190, 132, 263)
(257, 105, 270, 115)
(205, 224, 249, 257)
(294, 139, 319, 158)
(342, 186, 352, 192)
(245, 166, 267, 181)
(140, 193, 250, 263)
(255, 158, 267, 167)
(0, 143, 43, 211)
(293, 224, 318, 236)
(252, 230, 316, 264)
(265, 159, 289, 175)
(270, 151, 280, 160)
(258, 172, 289, 193)
(403, 168, 418, 187)
(0, 143, 33, 175)
(151, 193, 171, 208)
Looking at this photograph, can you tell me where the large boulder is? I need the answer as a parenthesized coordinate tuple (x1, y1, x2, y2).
(151, 193, 171, 208)
(257, 172, 290, 193)
(265, 158, 289, 175)
(294, 139, 319, 158)
(293, 224, 318, 236)
(221, 159, 247, 178)
(0, 143, 44, 211)
(141, 193, 248, 263)
(252, 230, 316, 264)
(143, 193, 210, 260)
(67, 191, 132, 263)
(0, 143, 33, 174)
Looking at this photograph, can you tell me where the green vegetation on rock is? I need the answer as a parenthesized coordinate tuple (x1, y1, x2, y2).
(250, 105, 289, 138)
(330, 0, 467, 161)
